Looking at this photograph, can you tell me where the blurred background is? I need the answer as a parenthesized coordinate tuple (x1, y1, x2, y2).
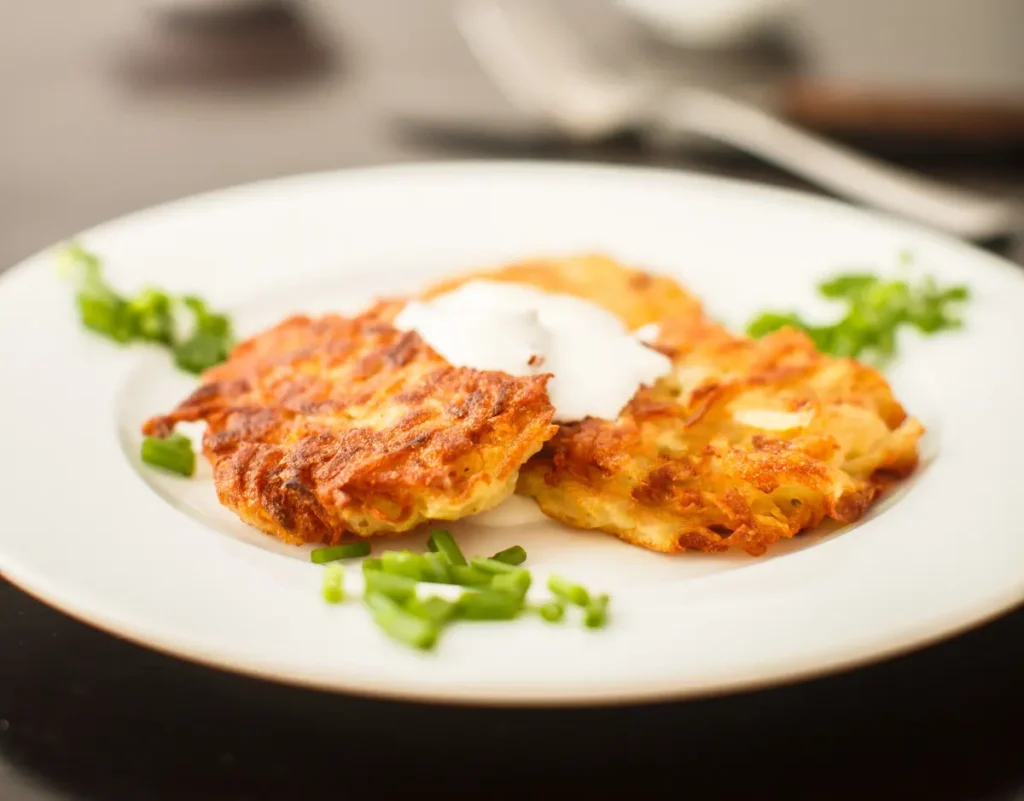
(2, 3, 1023, 800)
(2, 0, 1023, 270)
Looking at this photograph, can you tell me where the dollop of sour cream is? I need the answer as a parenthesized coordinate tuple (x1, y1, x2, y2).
(394, 280, 672, 422)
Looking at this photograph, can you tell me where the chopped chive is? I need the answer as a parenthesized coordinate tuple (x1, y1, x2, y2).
(428, 530, 467, 566)
(365, 592, 439, 650)
(128, 288, 175, 345)
(381, 550, 429, 581)
(182, 296, 232, 339)
(421, 552, 453, 584)
(456, 590, 523, 621)
(746, 261, 969, 362)
(322, 564, 345, 604)
(547, 575, 590, 607)
(78, 291, 137, 344)
(140, 433, 195, 477)
(449, 565, 493, 587)
(310, 541, 371, 564)
(405, 595, 457, 625)
(363, 571, 418, 604)
(173, 329, 231, 374)
(491, 545, 527, 566)
(490, 570, 531, 597)
(470, 557, 521, 575)
(584, 594, 610, 629)
(537, 599, 565, 623)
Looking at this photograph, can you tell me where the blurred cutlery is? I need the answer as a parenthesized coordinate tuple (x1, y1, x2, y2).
(454, 0, 1021, 241)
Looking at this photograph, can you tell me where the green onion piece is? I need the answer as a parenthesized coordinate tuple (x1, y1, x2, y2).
(310, 541, 371, 564)
(470, 557, 520, 575)
(363, 571, 418, 604)
(426, 538, 439, 553)
(491, 545, 527, 566)
(428, 530, 467, 566)
(77, 290, 137, 344)
(421, 552, 453, 584)
(490, 570, 531, 597)
(583, 594, 610, 629)
(322, 564, 345, 604)
(128, 288, 175, 345)
(746, 311, 808, 340)
(547, 575, 590, 607)
(57, 241, 102, 281)
(449, 565, 493, 587)
(140, 433, 195, 477)
(456, 590, 523, 621)
(537, 599, 565, 623)
(817, 273, 878, 299)
(365, 592, 439, 650)
(361, 557, 382, 573)
(182, 296, 232, 339)
(173, 329, 231, 374)
(405, 596, 457, 625)
(381, 550, 429, 581)
(747, 262, 969, 364)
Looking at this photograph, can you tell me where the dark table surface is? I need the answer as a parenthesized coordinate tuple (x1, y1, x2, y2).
(2, 2, 1023, 799)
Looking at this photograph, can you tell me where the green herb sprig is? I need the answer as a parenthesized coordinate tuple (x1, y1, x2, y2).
(746, 255, 969, 366)
(312, 532, 611, 650)
(59, 242, 234, 375)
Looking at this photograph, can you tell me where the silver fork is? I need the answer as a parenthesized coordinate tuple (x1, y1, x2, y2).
(455, 0, 1021, 241)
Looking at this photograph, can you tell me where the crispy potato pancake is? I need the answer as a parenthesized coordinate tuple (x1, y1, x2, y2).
(143, 312, 557, 545)
(421, 253, 704, 330)
(519, 311, 924, 556)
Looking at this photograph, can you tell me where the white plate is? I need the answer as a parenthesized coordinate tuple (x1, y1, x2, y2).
(1, 161, 1022, 706)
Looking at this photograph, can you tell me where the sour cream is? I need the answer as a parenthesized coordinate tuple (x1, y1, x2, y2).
(394, 280, 672, 422)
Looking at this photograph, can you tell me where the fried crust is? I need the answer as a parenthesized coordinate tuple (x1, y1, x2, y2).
(421, 253, 704, 330)
(143, 313, 557, 545)
(518, 297, 924, 556)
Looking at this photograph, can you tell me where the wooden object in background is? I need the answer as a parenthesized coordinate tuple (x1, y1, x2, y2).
(781, 79, 1024, 147)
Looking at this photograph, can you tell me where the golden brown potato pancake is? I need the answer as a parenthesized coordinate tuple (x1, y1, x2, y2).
(143, 312, 557, 546)
(519, 312, 923, 556)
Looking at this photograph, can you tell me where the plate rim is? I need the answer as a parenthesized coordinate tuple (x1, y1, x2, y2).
(3, 558, 1021, 708)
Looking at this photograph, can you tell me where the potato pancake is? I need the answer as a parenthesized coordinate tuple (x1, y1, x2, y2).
(143, 312, 557, 545)
(518, 311, 924, 556)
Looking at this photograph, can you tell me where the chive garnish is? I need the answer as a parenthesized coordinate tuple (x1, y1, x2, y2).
(448, 565, 493, 587)
(584, 594, 610, 628)
(537, 599, 566, 623)
(456, 590, 523, 621)
(405, 596, 457, 625)
(470, 557, 521, 576)
(315, 539, 610, 648)
(310, 541, 371, 564)
(365, 592, 439, 650)
(140, 433, 195, 477)
(364, 571, 418, 604)
(322, 564, 345, 604)
(381, 550, 429, 581)
(59, 242, 234, 375)
(746, 256, 970, 366)
(428, 529, 467, 566)
(422, 553, 453, 584)
(547, 575, 590, 607)
(490, 569, 532, 597)
(491, 545, 527, 566)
